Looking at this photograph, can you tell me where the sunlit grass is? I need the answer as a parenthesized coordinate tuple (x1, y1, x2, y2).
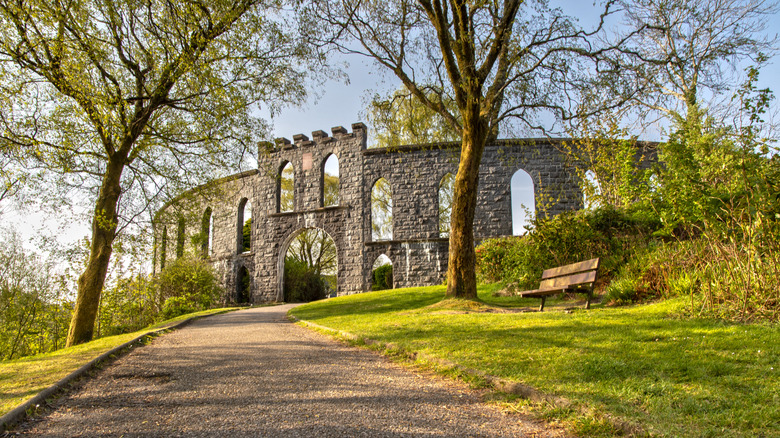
(291, 286, 779, 437)
(0, 307, 240, 416)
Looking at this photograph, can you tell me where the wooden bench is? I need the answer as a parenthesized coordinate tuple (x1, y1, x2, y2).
(518, 258, 600, 311)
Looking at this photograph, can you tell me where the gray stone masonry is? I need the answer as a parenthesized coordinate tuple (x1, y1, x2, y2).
(154, 124, 653, 303)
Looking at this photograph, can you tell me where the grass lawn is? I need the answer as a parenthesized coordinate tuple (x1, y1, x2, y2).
(290, 285, 779, 438)
(0, 307, 240, 417)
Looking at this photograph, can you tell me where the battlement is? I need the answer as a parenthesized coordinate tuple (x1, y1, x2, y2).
(270, 122, 367, 153)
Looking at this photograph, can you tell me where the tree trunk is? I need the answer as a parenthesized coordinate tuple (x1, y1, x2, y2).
(66, 155, 125, 347)
(446, 110, 489, 299)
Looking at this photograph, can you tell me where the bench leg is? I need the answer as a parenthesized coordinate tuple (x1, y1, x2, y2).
(539, 296, 546, 312)
(586, 289, 593, 310)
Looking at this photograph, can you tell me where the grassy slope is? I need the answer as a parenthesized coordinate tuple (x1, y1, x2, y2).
(290, 285, 779, 438)
(0, 307, 240, 416)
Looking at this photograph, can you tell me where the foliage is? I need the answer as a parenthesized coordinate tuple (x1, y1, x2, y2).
(97, 274, 158, 337)
(323, 173, 339, 207)
(291, 286, 779, 438)
(562, 114, 655, 210)
(367, 85, 459, 148)
(615, 0, 777, 119)
(286, 228, 337, 276)
(154, 257, 224, 317)
(438, 173, 454, 238)
(476, 206, 660, 290)
(0, 232, 70, 360)
(0, 0, 324, 346)
(371, 264, 393, 291)
(284, 258, 329, 303)
(371, 178, 393, 241)
(280, 163, 295, 212)
(243, 218, 252, 253)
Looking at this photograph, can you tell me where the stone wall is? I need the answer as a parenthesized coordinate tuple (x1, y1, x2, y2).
(154, 124, 613, 303)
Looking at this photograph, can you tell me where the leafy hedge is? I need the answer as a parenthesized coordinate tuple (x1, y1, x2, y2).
(476, 206, 659, 291)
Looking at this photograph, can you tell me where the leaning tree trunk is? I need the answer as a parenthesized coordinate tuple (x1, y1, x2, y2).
(446, 110, 489, 299)
(66, 155, 125, 346)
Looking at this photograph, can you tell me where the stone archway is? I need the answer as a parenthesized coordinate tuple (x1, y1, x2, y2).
(277, 227, 338, 302)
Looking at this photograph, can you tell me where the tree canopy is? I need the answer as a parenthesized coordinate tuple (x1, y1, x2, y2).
(0, 0, 325, 345)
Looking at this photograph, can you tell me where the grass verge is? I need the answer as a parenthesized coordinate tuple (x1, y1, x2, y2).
(290, 285, 778, 438)
(0, 307, 241, 416)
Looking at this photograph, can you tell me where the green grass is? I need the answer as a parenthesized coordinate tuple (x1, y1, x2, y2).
(0, 307, 240, 416)
(290, 285, 779, 438)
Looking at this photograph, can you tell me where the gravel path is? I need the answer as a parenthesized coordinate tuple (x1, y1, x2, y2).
(17, 305, 567, 437)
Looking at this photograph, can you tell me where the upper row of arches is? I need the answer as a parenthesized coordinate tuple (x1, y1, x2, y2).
(278, 153, 340, 213)
(158, 166, 537, 268)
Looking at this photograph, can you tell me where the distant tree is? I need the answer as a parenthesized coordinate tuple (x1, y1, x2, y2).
(324, 173, 339, 207)
(439, 173, 455, 238)
(286, 228, 337, 276)
(280, 163, 295, 212)
(242, 218, 252, 253)
(371, 178, 393, 241)
(0, 0, 323, 345)
(367, 86, 459, 148)
(617, 0, 778, 121)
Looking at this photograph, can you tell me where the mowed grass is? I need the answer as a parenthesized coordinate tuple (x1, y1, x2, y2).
(290, 285, 779, 438)
(0, 307, 241, 416)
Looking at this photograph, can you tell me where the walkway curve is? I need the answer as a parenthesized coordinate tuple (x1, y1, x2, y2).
(18, 305, 567, 437)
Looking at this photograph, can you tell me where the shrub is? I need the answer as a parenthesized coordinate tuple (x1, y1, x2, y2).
(476, 206, 658, 291)
(154, 257, 223, 317)
(161, 296, 195, 320)
(372, 264, 393, 290)
(284, 258, 328, 302)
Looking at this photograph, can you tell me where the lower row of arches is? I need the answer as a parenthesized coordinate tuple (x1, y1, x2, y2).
(233, 229, 401, 304)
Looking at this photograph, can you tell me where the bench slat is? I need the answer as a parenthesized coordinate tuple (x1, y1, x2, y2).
(519, 288, 568, 298)
(541, 258, 600, 280)
(539, 270, 597, 290)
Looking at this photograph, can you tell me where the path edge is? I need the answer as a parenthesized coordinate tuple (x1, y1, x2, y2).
(1, 310, 233, 431)
(288, 314, 644, 437)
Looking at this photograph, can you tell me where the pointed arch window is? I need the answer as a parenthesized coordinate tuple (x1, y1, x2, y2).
(237, 198, 252, 253)
(279, 162, 295, 212)
(322, 154, 339, 207)
(176, 216, 185, 259)
(371, 178, 393, 241)
(201, 207, 213, 257)
(511, 169, 535, 235)
(438, 173, 454, 238)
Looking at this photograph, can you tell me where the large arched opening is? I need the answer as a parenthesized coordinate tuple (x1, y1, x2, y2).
(510, 169, 535, 235)
(278, 227, 338, 302)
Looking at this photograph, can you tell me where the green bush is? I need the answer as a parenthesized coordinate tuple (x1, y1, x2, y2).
(98, 274, 158, 336)
(161, 296, 195, 320)
(284, 258, 328, 302)
(372, 264, 393, 290)
(476, 206, 659, 291)
(154, 257, 223, 316)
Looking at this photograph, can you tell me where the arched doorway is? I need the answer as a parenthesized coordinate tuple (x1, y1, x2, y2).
(236, 266, 251, 304)
(278, 227, 338, 302)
